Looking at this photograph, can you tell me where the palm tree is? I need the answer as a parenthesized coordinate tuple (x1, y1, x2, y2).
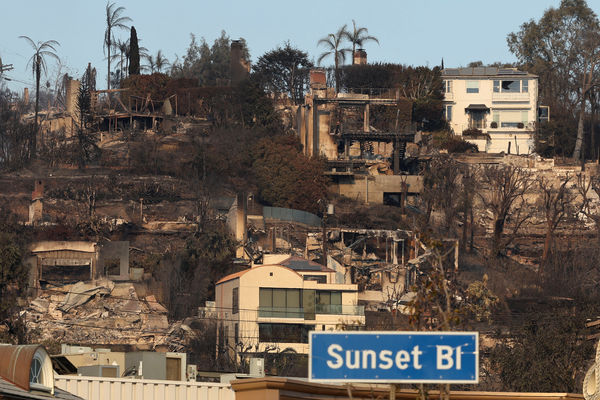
(19, 36, 60, 152)
(113, 38, 129, 80)
(104, 2, 131, 91)
(154, 50, 170, 73)
(318, 25, 351, 93)
(345, 20, 379, 63)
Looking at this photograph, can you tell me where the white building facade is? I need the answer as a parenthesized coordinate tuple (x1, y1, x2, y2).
(442, 67, 540, 154)
(214, 256, 364, 359)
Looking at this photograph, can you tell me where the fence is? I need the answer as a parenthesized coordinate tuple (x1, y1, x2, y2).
(55, 375, 234, 400)
(263, 206, 322, 228)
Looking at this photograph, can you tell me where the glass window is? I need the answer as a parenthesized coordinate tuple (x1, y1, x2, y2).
(493, 80, 500, 93)
(466, 80, 479, 93)
(259, 323, 314, 343)
(259, 288, 272, 307)
(286, 289, 300, 308)
(444, 105, 452, 121)
(444, 80, 452, 93)
(522, 80, 528, 93)
(234, 323, 239, 344)
(331, 291, 341, 305)
(500, 110, 522, 127)
(30, 358, 42, 384)
(232, 287, 238, 314)
(501, 80, 520, 93)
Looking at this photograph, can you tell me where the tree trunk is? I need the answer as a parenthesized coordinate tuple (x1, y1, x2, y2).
(34, 62, 40, 155)
(541, 223, 553, 267)
(573, 98, 586, 160)
(493, 217, 505, 253)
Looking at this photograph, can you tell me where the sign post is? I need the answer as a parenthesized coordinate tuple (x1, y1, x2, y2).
(309, 331, 478, 384)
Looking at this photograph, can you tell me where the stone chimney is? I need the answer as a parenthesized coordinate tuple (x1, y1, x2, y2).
(353, 49, 367, 65)
(230, 40, 250, 85)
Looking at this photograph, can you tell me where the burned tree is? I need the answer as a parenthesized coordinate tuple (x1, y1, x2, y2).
(538, 174, 576, 266)
(419, 154, 461, 233)
(577, 174, 600, 243)
(478, 165, 533, 255)
(75, 65, 100, 168)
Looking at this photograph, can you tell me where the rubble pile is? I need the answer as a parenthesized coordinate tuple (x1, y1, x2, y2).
(23, 280, 190, 352)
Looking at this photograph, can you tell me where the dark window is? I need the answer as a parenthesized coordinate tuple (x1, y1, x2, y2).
(259, 323, 314, 343)
(232, 287, 238, 314)
(234, 323, 239, 345)
(501, 80, 520, 93)
(303, 275, 327, 283)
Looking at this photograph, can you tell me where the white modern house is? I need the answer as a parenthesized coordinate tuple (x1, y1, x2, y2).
(214, 255, 364, 359)
(442, 67, 543, 154)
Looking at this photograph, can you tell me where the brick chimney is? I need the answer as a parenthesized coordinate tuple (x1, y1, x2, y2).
(353, 49, 367, 65)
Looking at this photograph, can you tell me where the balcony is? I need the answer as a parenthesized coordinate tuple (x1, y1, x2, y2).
(258, 305, 365, 318)
(492, 92, 531, 102)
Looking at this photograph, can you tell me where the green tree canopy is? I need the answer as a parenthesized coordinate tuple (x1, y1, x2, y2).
(252, 135, 328, 214)
(128, 26, 140, 75)
(508, 0, 600, 159)
(252, 42, 313, 105)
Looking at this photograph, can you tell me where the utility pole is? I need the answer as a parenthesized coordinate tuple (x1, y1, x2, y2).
(0, 62, 14, 74)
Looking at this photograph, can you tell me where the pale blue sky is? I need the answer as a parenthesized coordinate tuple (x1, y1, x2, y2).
(1, 0, 596, 93)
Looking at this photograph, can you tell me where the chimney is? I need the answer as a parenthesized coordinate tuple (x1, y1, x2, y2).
(65, 78, 80, 116)
(23, 88, 29, 104)
(230, 40, 250, 85)
(353, 49, 367, 65)
(309, 69, 327, 90)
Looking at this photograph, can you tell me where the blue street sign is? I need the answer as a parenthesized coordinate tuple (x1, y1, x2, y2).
(309, 331, 478, 383)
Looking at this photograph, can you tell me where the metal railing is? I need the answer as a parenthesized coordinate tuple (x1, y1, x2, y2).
(258, 305, 365, 318)
(263, 206, 322, 228)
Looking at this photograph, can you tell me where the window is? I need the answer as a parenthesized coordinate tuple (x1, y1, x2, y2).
(303, 274, 327, 283)
(443, 80, 452, 93)
(29, 349, 53, 393)
(259, 323, 314, 343)
(466, 80, 479, 93)
(30, 358, 42, 384)
(444, 105, 453, 121)
(234, 323, 239, 345)
(501, 80, 520, 93)
(316, 290, 342, 314)
(494, 79, 528, 93)
(232, 287, 238, 314)
(499, 110, 528, 128)
(259, 288, 302, 317)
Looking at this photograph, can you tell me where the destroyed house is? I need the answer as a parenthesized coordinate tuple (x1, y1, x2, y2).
(28, 241, 130, 286)
(296, 69, 423, 205)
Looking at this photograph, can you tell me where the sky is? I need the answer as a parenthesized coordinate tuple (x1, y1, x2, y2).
(1, 0, 598, 93)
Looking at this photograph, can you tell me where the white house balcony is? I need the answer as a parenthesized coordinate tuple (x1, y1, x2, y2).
(492, 92, 531, 102)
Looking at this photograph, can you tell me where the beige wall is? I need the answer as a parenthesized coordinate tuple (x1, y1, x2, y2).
(215, 265, 364, 356)
(333, 175, 423, 204)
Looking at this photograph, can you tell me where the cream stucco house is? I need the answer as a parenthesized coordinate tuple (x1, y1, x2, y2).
(214, 255, 365, 359)
(442, 67, 542, 154)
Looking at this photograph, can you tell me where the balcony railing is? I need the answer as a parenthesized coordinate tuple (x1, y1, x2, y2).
(258, 305, 365, 318)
